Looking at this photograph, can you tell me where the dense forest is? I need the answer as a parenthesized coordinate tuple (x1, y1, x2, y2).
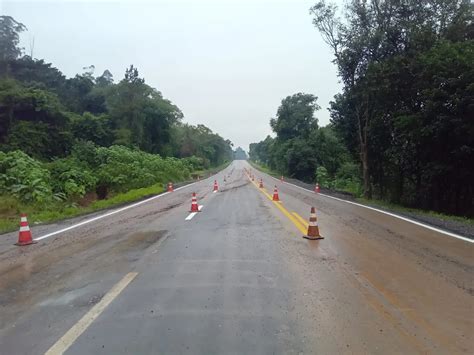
(0, 15, 233, 211)
(250, 0, 473, 217)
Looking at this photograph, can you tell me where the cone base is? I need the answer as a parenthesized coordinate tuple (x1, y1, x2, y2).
(15, 240, 37, 246)
(303, 235, 324, 240)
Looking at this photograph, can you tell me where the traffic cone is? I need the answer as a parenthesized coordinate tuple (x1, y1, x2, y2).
(272, 186, 280, 201)
(15, 214, 37, 246)
(259, 178, 264, 188)
(167, 182, 174, 192)
(303, 207, 323, 240)
(314, 183, 320, 193)
(190, 193, 200, 212)
(213, 180, 218, 192)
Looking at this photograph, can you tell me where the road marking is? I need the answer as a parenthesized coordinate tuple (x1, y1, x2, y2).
(292, 212, 309, 229)
(185, 205, 203, 220)
(34, 182, 201, 241)
(45, 272, 138, 355)
(248, 176, 307, 235)
(256, 168, 473, 243)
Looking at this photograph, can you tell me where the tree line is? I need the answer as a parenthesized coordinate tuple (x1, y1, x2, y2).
(0, 15, 233, 204)
(250, 0, 473, 217)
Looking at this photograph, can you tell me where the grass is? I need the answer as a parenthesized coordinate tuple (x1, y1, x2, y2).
(248, 161, 280, 178)
(0, 162, 231, 235)
(0, 183, 165, 234)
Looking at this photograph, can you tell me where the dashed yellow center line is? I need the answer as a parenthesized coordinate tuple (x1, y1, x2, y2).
(45, 272, 138, 355)
(248, 175, 307, 235)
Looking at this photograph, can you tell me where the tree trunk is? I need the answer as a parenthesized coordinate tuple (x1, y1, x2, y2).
(360, 142, 371, 198)
(357, 101, 371, 199)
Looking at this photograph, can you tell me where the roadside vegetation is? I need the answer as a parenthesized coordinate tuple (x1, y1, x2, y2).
(0, 15, 234, 233)
(250, 0, 473, 218)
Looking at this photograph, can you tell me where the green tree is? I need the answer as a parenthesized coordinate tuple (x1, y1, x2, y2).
(311, 0, 473, 215)
(0, 16, 26, 64)
(233, 147, 247, 160)
(270, 93, 319, 140)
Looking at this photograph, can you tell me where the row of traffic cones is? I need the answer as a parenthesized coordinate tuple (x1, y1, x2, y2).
(250, 174, 323, 240)
(15, 173, 321, 246)
(252, 173, 320, 195)
(168, 179, 221, 194)
(15, 178, 223, 246)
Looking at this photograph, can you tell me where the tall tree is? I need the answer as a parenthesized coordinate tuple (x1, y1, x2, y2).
(0, 16, 26, 62)
(0, 15, 27, 76)
(310, 0, 472, 199)
(270, 93, 319, 141)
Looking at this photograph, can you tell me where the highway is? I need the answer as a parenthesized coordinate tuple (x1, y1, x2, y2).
(0, 160, 472, 354)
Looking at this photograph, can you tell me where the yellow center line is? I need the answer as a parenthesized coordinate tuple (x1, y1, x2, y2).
(247, 171, 442, 351)
(248, 175, 307, 235)
(292, 212, 309, 229)
(45, 272, 138, 355)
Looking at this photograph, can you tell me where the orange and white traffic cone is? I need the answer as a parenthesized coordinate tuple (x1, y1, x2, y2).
(314, 183, 320, 194)
(167, 182, 174, 192)
(213, 180, 218, 192)
(272, 186, 280, 201)
(303, 207, 323, 240)
(15, 214, 37, 246)
(259, 178, 264, 188)
(190, 193, 200, 212)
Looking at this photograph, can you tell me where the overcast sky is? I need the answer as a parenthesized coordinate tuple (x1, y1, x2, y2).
(3, 0, 342, 151)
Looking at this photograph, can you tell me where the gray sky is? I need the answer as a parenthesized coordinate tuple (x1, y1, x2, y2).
(3, 0, 342, 151)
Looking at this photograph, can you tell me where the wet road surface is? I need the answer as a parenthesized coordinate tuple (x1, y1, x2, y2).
(0, 160, 472, 354)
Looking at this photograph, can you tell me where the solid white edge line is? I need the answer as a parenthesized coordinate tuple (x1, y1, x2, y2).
(45, 272, 138, 355)
(256, 166, 473, 243)
(34, 172, 220, 241)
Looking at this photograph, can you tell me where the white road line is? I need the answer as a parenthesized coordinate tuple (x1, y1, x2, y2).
(45, 272, 138, 355)
(185, 212, 197, 221)
(185, 205, 203, 221)
(35, 182, 198, 241)
(257, 167, 473, 243)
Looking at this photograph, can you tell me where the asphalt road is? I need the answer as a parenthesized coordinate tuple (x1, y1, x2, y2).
(0, 160, 472, 354)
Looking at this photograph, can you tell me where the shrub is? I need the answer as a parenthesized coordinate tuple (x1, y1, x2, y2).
(315, 166, 329, 188)
(48, 157, 97, 199)
(0, 150, 53, 202)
